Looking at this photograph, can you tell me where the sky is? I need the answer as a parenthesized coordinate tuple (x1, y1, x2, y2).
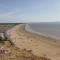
(0, 0, 60, 23)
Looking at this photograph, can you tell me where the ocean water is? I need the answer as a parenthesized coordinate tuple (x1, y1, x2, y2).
(25, 22, 60, 40)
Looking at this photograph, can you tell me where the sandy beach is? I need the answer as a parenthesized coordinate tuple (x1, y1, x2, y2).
(7, 24, 60, 60)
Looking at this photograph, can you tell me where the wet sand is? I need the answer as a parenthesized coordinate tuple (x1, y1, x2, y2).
(7, 24, 60, 60)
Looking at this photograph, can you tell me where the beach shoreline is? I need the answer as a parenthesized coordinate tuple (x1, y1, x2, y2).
(25, 24, 60, 41)
(7, 24, 60, 60)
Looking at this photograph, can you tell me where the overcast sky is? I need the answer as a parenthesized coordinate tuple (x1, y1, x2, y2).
(0, 0, 60, 23)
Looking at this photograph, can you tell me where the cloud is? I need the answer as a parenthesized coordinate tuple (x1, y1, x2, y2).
(0, 12, 16, 19)
(0, 8, 20, 22)
(0, 12, 60, 23)
(19, 16, 60, 22)
(0, 8, 60, 23)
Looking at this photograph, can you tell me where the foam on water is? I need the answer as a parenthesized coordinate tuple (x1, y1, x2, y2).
(25, 23, 60, 40)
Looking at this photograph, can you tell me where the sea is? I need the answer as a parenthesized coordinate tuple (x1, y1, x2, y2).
(25, 22, 60, 40)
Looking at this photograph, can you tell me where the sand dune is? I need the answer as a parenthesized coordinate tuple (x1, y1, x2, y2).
(7, 24, 60, 60)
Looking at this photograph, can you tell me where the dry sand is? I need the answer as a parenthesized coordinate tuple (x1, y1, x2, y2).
(7, 24, 60, 60)
(0, 41, 50, 60)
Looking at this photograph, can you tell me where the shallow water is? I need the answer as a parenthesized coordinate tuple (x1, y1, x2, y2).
(25, 22, 60, 40)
